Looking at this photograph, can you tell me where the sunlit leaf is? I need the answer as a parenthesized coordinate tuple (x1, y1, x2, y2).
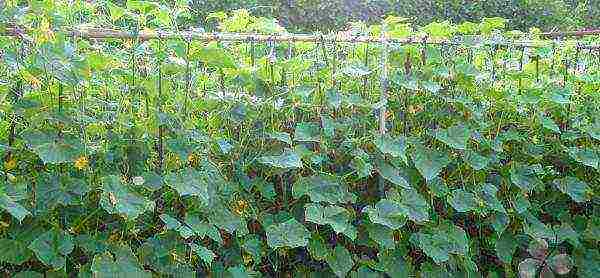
(259, 148, 303, 169)
(100, 175, 155, 220)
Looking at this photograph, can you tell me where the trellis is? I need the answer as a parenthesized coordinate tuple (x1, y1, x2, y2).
(3, 27, 599, 196)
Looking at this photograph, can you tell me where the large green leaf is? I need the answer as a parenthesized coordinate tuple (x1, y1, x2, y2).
(378, 249, 414, 277)
(495, 232, 518, 264)
(0, 239, 32, 265)
(207, 205, 244, 234)
(376, 160, 411, 189)
(22, 130, 83, 164)
(553, 176, 591, 203)
(394, 188, 430, 223)
(191, 244, 216, 266)
(567, 147, 599, 169)
(28, 229, 74, 270)
(100, 175, 155, 220)
(308, 234, 329, 261)
(159, 214, 194, 239)
(477, 183, 506, 213)
(191, 42, 237, 69)
(267, 131, 292, 146)
(32, 140, 81, 164)
(265, 218, 310, 249)
(462, 149, 490, 170)
(35, 175, 89, 213)
(326, 245, 354, 278)
(448, 189, 479, 212)
(587, 120, 600, 140)
(91, 245, 151, 278)
(293, 175, 355, 204)
(164, 168, 209, 203)
(410, 146, 450, 181)
(0, 188, 31, 223)
(374, 134, 408, 163)
(410, 222, 469, 264)
(258, 148, 303, 169)
(366, 223, 395, 250)
(510, 163, 543, 192)
(305, 203, 357, 240)
(362, 199, 407, 229)
(294, 122, 321, 142)
(432, 124, 471, 150)
(137, 232, 194, 276)
(541, 116, 561, 133)
(340, 61, 371, 77)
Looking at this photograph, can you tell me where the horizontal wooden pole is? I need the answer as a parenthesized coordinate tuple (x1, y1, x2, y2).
(3, 27, 600, 50)
(542, 29, 600, 38)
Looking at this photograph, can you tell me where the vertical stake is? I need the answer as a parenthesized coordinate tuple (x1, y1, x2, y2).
(362, 42, 369, 98)
(378, 27, 389, 198)
(184, 37, 191, 118)
(157, 35, 164, 175)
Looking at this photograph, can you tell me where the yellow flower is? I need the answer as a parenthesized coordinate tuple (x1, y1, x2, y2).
(242, 252, 253, 265)
(4, 158, 17, 171)
(74, 156, 89, 170)
(187, 153, 199, 166)
(233, 200, 249, 215)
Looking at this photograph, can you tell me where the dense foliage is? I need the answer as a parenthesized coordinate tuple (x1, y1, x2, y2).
(189, 0, 599, 32)
(1, 2, 599, 277)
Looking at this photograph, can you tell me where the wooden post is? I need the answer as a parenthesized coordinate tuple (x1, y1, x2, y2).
(378, 27, 389, 197)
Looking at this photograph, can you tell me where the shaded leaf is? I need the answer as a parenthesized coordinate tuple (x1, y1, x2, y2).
(305, 203, 356, 240)
(0, 189, 31, 223)
(541, 116, 561, 133)
(374, 134, 408, 163)
(477, 183, 506, 213)
(265, 218, 310, 249)
(553, 176, 590, 203)
(376, 161, 411, 189)
(518, 258, 541, 278)
(462, 149, 490, 170)
(165, 168, 209, 203)
(366, 223, 395, 250)
(326, 245, 354, 278)
(29, 229, 74, 270)
(567, 147, 599, 169)
(432, 124, 471, 150)
(91, 245, 151, 278)
(267, 131, 292, 145)
(396, 188, 430, 223)
(495, 232, 518, 264)
(549, 254, 572, 275)
(0, 239, 32, 265)
(410, 146, 450, 181)
(448, 189, 479, 212)
(510, 163, 542, 192)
